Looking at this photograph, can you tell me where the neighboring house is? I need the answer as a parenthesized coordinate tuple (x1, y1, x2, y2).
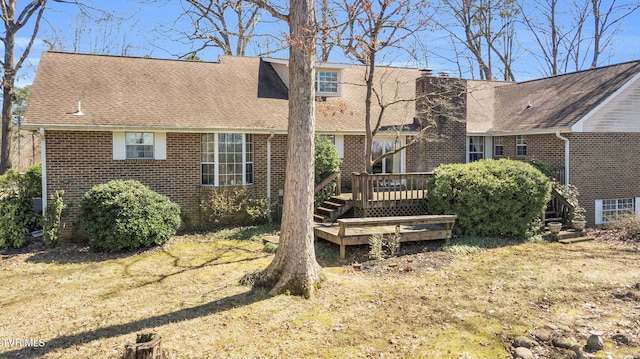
(23, 51, 447, 234)
(439, 60, 640, 226)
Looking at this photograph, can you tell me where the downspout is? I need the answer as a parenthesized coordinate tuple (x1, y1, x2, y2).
(555, 130, 569, 184)
(40, 128, 47, 212)
(267, 132, 275, 212)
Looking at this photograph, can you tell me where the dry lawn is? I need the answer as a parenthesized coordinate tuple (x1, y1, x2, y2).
(1, 228, 640, 359)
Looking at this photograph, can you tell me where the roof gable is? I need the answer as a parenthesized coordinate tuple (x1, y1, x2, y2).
(467, 60, 640, 134)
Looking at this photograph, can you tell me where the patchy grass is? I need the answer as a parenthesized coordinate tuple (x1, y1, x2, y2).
(1, 227, 640, 358)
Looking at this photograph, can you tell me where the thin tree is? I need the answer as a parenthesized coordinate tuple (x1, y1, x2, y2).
(519, 0, 591, 76)
(153, 0, 282, 58)
(43, 10, 141, 56)
(248, 0, 323, 297)
(589, 0, 640, 68)
(0, 0, 49, 174)
(332, 0, 431, 173)
(435, 0, 519, 81)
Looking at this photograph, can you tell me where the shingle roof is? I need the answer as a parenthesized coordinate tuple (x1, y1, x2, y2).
(489, 60, 640, 133)
(23, 52, 419, 133)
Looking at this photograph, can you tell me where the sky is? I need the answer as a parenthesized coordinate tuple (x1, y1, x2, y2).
(11, 0, 640, 87)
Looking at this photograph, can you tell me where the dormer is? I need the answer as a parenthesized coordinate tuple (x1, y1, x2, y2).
(263, 57, 351, 97)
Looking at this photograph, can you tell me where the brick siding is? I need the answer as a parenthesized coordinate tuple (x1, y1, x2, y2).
(569, 133, 640, 225)
(414, 74, 467, 171)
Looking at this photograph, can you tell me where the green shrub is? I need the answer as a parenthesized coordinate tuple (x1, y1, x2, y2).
(79, 180, 181, 252)
(314, 136, 342, 207)
(426, 159, 552, 237)
(199, 187, 272, 228)
(43, 190, 67, 248)
(0, 164, 42, 248)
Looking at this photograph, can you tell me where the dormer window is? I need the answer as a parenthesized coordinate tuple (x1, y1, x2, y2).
(316, 71, 339, 94)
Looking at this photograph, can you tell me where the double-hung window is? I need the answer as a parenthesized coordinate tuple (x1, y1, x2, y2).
(493, 136, 504, 157)
(315, 71, 338, 94)
(201, 133, 253, 186)
(516, 135, 527, 156)
(125, 132, 154, 159)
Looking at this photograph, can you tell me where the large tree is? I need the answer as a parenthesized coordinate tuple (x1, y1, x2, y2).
(249, 0, 323, 297)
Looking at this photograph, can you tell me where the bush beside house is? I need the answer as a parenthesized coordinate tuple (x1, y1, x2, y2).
(0, 164, 42, 248)
(427, 159, 552, 237)
(79, 180, 181, 252)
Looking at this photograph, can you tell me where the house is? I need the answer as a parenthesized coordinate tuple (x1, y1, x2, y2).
(23, 51, 452, 234)
(420, 61, 640, 226)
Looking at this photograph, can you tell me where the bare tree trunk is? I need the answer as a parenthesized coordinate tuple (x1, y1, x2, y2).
(0, 22, 17, 173)
(253, 0, 323, 298)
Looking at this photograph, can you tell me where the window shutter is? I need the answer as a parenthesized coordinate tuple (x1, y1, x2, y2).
(635, 197, 640, 216)
(154, 132, 167, 160)
(335, 135, 344, 159)
(113, 132, 126, 160)
(594, 199, 603, 225)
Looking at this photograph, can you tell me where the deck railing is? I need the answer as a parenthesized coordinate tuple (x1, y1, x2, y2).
(314, 171, 341, 196)
(351, 172, 433, 216)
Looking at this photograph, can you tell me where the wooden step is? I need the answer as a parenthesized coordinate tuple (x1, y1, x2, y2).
(316, 206, 337, 215)
(313, 214, 326, 223)
(323, 201, 344, 208)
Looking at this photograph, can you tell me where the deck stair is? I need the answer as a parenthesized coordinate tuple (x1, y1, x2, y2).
(313, 194, 353, 223)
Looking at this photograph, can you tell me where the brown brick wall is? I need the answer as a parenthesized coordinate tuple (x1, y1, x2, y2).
(45, 131, 287, 237)
(570, 132, 640, 225)
(492, 134, 566, 170)
(339, 135, 365, 190)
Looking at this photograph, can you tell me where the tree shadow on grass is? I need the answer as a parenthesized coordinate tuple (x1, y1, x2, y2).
(0, 289, 265, 359)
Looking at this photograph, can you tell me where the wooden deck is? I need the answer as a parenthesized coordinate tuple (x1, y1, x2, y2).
(351, 172, 432, 217)
(314, 214, 456, 259)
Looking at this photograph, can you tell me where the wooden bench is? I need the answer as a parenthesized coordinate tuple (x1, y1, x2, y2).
(314, 214, 457, 259)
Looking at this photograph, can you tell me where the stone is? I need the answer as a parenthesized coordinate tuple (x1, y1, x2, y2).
(553, 337, 574, 349)
(533, 327, 552, 342)
(513, 347, 534, 359)
(612, 332, 629, 345)
(513, 336, 538, 349)
(585, 332, 604, 352)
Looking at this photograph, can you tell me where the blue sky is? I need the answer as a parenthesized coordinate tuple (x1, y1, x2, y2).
(12, 0, 640, 86)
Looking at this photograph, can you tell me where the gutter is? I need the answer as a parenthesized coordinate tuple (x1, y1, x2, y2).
(555, 130, 570, 184)
(40, 128, 47, 212)
(267, 132, 275, 214)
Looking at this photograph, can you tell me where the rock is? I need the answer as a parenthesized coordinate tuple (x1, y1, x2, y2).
(612, 332, 629, 345)
(585, 332, 604, 352)
(553, 337, 575, 349)
(533, 327, 552, 342)
(513, 336, 538, 349)
(513, 347, 534, 359)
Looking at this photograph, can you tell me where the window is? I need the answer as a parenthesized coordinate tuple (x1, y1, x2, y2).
(201, 133, 253, 186)
(601, 198, 635, 223)
(126, 132, 154, 159)
(372, 140, 403, 174)
(516, 135, 527, 156)
(315, 71, 338, 94)
(468, 136, 484, 162)
(493, 136, 504, 157)
(318, 134, 335, 144)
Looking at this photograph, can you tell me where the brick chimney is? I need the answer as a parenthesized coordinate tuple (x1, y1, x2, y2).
(412, 70, 468, 171)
